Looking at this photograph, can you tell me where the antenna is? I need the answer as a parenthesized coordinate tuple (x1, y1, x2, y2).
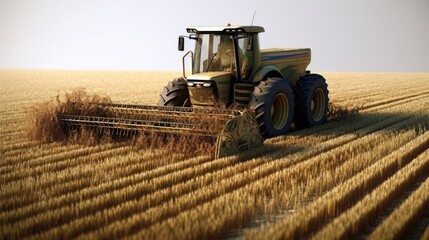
(246, 11, 256, 51)
(250, 11, 256, 27)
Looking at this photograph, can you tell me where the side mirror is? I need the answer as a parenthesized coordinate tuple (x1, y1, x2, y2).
(245, 36, 253, 51)
(178, 36, 185, 51)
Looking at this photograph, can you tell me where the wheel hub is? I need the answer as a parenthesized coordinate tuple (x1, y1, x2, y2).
(271, 93, 289, 130)
(311, 88, 325, 121)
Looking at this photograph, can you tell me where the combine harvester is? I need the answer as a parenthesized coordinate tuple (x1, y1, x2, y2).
(60, 24, 329, 158)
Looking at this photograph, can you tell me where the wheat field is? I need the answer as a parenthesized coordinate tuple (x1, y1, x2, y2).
(1, 70, 429, 239)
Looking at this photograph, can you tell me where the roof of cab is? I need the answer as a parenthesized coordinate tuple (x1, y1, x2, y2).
(186, 25, 265, 34)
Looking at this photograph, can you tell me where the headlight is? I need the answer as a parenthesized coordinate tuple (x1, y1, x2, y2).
(187, 82, 195, 87)
(202, 82, 211, 87)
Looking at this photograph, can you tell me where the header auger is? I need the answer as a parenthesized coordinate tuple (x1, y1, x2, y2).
(60, 24, 329, 158)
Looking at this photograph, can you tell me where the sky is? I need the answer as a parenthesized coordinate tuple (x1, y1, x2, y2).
(1, 0, 428, 72)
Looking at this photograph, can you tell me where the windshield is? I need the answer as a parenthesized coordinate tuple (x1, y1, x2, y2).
(193, 34, 236, 75)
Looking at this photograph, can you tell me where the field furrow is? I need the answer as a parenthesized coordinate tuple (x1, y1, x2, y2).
(1, 148, 157, 204)
(334, 84, 428, 106)
(367, 168, 429, 240)
(312, 149, 429, 239)
(0, 128, 26, 137)
(356, 173, 429, 240)
(0, 152, 207, 224)
(73, 115, 420, 239)
(0, 143, 84, 171)
(0, 143, 127, 182)
(0, 141, 40, 155)
(245, 130, 429, 240)
(0, 144, 131, 210)
(362, 92, 429, 113)
(2, 71, 429, 239)
(3, 111, 401, 239)
(130, 120, 423, 239)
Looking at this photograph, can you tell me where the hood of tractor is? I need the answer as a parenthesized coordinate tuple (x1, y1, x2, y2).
(187, 72, 231, 81)
(186, 72, 232, 106)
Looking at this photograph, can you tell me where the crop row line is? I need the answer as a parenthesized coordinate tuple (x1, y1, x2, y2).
(0, 152, 209, 224)
(367, 168, 429, 240)
(3, 103, 392, 236)
(132, 120, 423, 240)
(333, 84, 427, 105)
(268, 109, 393, 145)
(363, 94, 429, 114)
(312, 149, 429, 239)
(0, 143, 125, 184)
(246, 130, 429, 240)
(0, 140, 40, 156)
(360, 90, 429, 111)
(65, 114, 419, 239)
(1, 147, 168, 206)
(1, 143, 84, 172)
(0, 144, 130, 210)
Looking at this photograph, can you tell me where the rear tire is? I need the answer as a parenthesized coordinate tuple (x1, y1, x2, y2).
(293, 74, 329, 129)
(249, 78, 295, 139)
(158, 77, 191, 107)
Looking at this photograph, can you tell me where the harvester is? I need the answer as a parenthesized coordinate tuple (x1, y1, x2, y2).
(60, 24, 329, 158)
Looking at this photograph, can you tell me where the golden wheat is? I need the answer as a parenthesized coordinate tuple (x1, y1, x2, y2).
(1, 70, 429, 239)
(312, 148, 429, 240)
(367, 158, 429, 240)
(245, 131, 429, 240)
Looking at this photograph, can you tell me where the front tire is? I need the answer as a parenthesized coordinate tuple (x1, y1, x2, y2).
(293, 74, 329, 129)
(158, 77, 191, 107)
(249, 78, 295, 139)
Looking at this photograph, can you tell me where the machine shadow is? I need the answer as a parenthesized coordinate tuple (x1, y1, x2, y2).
(237, 111, 429, 162)
(301, 111, 429, 136)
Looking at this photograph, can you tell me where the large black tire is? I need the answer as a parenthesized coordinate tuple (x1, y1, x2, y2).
(293, 74, 329, 129)
(249, 78, 295, 139)
(158, 77, 191, 107)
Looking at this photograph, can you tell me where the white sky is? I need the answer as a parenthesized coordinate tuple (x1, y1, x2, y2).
(1, 0, 428, 72)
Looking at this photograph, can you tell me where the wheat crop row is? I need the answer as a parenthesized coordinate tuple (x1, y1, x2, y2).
(313, 148, 429, 239)
(245, 130, 429, 240)
(1, 71, 429, 239)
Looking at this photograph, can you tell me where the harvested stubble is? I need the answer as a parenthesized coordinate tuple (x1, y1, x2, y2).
(124, 116, 424, 239)
(313, 148, 429, 240)
(245, 130, 429, 240)
(367, 159, 429, 240)
(0, 149, 194, 227)
(2, 71, 429, 239)
(327, 102, 359, 120)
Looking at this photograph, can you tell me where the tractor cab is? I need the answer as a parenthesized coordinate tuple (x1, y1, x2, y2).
(178, 25, 264, 106)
